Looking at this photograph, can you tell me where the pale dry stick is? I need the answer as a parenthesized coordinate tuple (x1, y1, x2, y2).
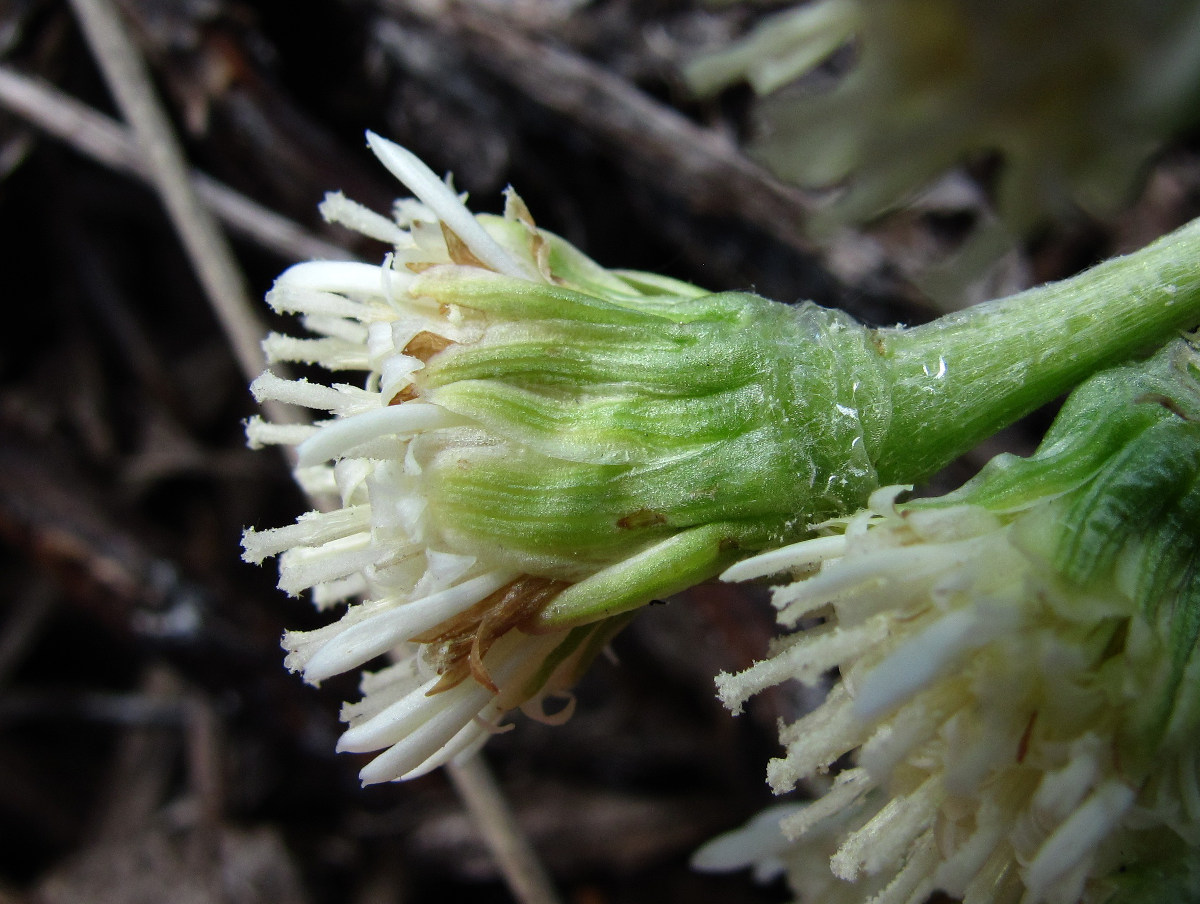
(447, 759, 563, 904)
(0, 581, 56, 688)
(67, 0, 271, 386)
(63, 4, 567, 900)
(0, 66, 352, 265)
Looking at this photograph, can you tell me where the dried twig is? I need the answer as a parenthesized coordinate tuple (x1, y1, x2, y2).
(66, 0, 270, 384)
(383, 0, 818, 257)
(447, 758, 563, 904)
(0, 580, 56, 688)
(0, 431, 213, 631)
(0, 66, 351, 264)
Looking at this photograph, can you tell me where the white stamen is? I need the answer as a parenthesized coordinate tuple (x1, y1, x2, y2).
(962, 845, 1020, 904)
(355, 646, 531, 785)
(692, 804, 803, 877)
(352, 655, 424, 712)
(302, 314, 369, 344)
(717, 614, 890, 713)
(278, 533, 378, 596)
(863, 832, 938, 904)
(721, 533, 848, 582)
(932, 818, 1005, 897)
(830, 775, 941, 880)
(302, 571, 516, 684)
(414, 549, 480, 595)
(365, 131, 538, 281)
(244, 416, 318, 449)
(251, 371, 376, 415)
(274, 259, 393, 296)
(399, 716, 492, 780)
(262, 333, 370, 370)
(241, 505, 371, 563)
(357, 680, 495, 785)
(772, 536, 989, 624)
(858, 681, 961, 780)
(768, 685, 867, 793)
(312, 573, 369, 609)
(267, 287, 372, 320)
(1030, 737, 1103, 820)
(319, 190, 407, 244)
(779, 767, 874, 841)
(296, 402, 465, 467)
(366, 321, 397, 362)
(1023, 780, 1135, 896)
(379, 354, 424, 399)
(852, 608, 980, 719)
(338, 672, 458, 753)
(450, 724, 494, 766)
(293, 463, 339, 498)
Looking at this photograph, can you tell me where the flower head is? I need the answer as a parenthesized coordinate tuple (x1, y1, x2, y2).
(709, 340, 1200, 902)
(242, 133, 898, 783)
(688, 0, 1200, 238)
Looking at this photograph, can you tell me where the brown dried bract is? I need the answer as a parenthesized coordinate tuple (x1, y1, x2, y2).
(403, 331, 455, 362)
(505, 192, 537, 230)
(441, 223, 491, 269)
(533, 231, 553, 281)
(1016, 710, 1038, 764)
(411, 575, 570, 695)
(616, 509, 667, 530)
(505, 190, 558, 282)
(387, 386, 419, 405)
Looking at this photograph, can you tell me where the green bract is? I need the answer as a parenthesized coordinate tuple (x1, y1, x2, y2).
(416, 281, 884, 575)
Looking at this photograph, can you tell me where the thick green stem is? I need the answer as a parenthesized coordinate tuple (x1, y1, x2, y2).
(874, 217, 1200, 482)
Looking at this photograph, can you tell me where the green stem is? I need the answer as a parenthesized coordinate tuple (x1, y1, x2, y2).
(874, 217, 1200, 482)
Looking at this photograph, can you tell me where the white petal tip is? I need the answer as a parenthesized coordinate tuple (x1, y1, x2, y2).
(358, 759, 400, 786)
(363, 132, 536, 281)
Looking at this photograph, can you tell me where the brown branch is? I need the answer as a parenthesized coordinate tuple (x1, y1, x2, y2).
(67, 0, 271, 384)
(381, 0, 818, 258)
(0, 66, 352, 264)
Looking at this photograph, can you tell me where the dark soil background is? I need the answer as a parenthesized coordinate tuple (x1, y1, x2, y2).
(1, 2, 1198, 903)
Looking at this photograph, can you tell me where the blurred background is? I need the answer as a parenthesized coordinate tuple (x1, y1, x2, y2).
(1, 1, 1198, 902)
